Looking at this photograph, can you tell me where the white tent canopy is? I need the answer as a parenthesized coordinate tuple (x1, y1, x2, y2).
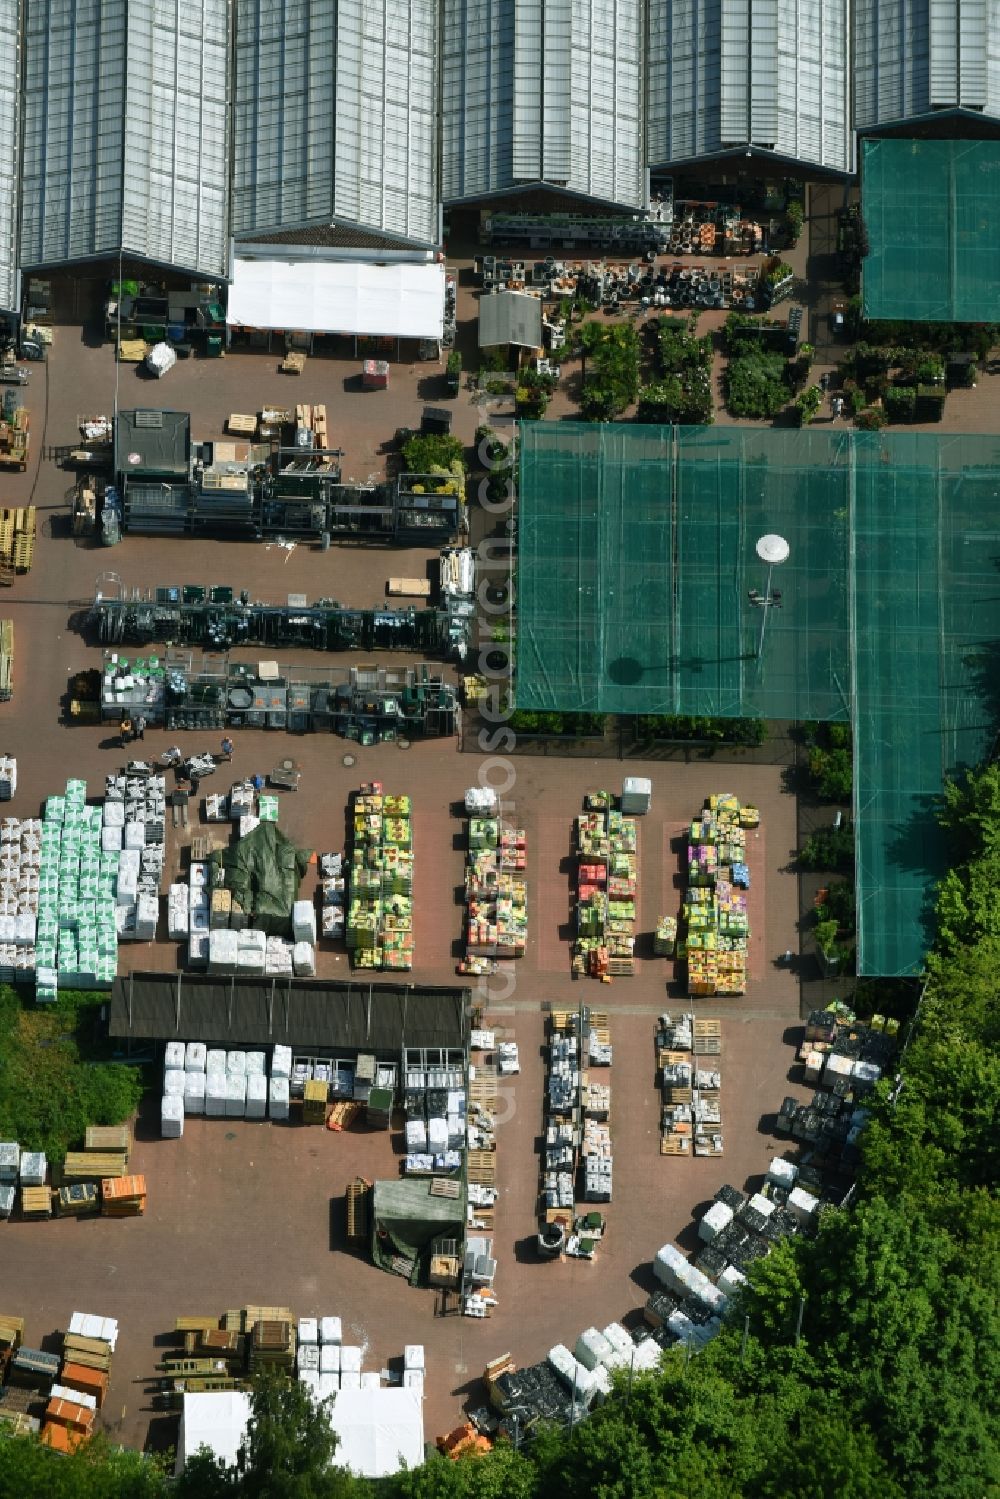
(227, 257, 445, 340)
(328, 1388, 424, 1478)
(175, 1387, 424, 1482)
(176, 1391, 252, 1474)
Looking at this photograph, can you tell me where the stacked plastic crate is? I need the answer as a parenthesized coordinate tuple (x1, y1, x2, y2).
(36, 779, 126, 1002)
(573, 791, 638, 979)
(681, 794, 758, 998)
(347, 784, 413, 971)
(461, 792, 527, 970)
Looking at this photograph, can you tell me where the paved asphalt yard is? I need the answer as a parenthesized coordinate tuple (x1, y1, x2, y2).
(0, 289, 810, 1453)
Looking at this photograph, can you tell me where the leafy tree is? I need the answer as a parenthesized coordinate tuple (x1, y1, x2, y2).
(0, 1433, 168, 1498)
(0, 986, 143, 1162)
(402, 433, 466, 474)
(177, 1373, 368, 1499)
(797, 822, 854, 870)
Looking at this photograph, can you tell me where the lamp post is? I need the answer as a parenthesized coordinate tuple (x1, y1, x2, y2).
(750, 533, 790, 661)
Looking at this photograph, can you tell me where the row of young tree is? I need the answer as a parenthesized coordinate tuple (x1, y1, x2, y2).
(2, 765, 998, 1497)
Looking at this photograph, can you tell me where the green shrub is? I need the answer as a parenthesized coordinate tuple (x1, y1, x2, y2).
(808, 745, 853, 800)
(798, 822, 855, 870)
(402, 432, 466, 473)
(816, 878, 857, 931)
(725, 349, 790, 419)
(578, 323, 641, 421)
(0, 988, 143, 1163)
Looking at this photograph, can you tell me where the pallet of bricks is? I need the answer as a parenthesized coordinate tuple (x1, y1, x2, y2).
(346, 783, 413, 970)
(657, 1013, 722, 1156)
(573, 790, 637, 980)
(681, 794, 758, 998)
(460, 785, 527, 973)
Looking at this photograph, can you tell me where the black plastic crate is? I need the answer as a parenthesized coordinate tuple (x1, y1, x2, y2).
(714, 1182, 745, 1211)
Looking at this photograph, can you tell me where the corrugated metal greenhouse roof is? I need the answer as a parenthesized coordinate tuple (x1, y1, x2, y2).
(478, 290, 542, 349)
(0, 0, 20, 312)
(110, 973, 470, 1053)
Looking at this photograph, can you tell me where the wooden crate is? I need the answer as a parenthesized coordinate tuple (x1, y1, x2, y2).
(279, 351, 306, 375)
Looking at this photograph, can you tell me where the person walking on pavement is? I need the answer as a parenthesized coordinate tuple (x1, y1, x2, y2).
(120, 716, 133, 748)
(135, 715, 146, 742)
(221, 735, 234, 762)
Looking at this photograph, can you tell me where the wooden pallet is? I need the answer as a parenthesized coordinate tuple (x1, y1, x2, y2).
(430, 1177, 461, 1199)
(660, 1134, 692, 1155)
(227, 413, 256, 437)
(279, 351, 306, 375)
(662, 1084, 693, 1105)
(550, 1010, 576, 1034)
(345, 1179, 370, 1242)
(693, 1019, 722, 1055)
(469, 1067, 498, 1105)
(466, 1151, 496, 1185)
(390, 1254, 415, 1279)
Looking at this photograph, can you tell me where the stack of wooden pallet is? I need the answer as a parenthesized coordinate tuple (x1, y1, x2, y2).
(0, 506, 35, 581)
(61, 1334, 112, 1376)
(345, 1177, 370, 1243)
(20, 1186, 51, 1220)
(86, 1125, 131, 1159)
(62, 1151, 128, 1182)
(0, 619, 12, 699)
(101, 1174, 146, 1216)
(0, 1313, 23, 1379)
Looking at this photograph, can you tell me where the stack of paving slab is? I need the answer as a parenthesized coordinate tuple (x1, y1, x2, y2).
(36, 779, 125, 1000)
(0, 814, 40, 987)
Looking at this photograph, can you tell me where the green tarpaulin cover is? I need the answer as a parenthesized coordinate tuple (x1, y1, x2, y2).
(211, 821, 312, 936)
